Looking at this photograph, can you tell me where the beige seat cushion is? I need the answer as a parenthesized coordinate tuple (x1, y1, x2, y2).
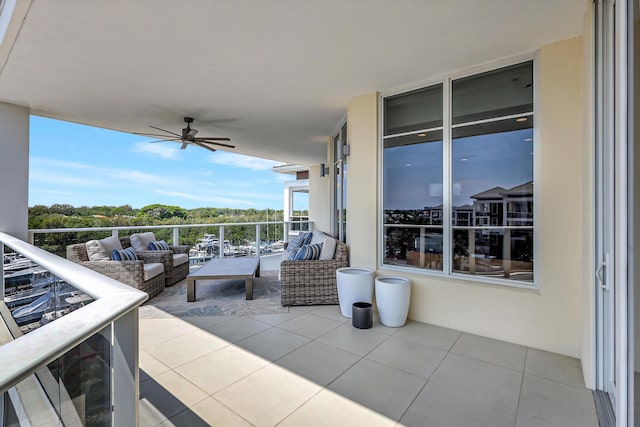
(86, 236, 123, 261)
(100, 235, 124, 252)
(130, 232, 157, 251)
(143, 262, 164, 281)
(173, 253, 189, 267)
(86, 240, 109, 261)
(310, 231, 337, 260)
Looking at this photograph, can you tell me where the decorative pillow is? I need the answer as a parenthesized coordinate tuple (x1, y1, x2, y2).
(319, 237, 337, 260)
(309, 231, 329, 245)
(309, 231, 338, 260)
(99, 236, 123, 253)
(293, 243, 323, 261)
(149, 240, 170, 251)
(111, 247, 139, 261)
(285, 231, 313, 260)
(129, 232, 156, 251)
(86, 239, 110, 261)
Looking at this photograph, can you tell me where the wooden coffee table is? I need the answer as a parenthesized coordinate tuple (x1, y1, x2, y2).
(187, 257, 261, 302)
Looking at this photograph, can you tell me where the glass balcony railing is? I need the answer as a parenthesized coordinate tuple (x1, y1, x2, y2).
(28, 220, 313, 265)
(0, 232, 147, 426)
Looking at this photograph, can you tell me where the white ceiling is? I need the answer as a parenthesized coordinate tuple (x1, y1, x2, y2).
(0, 0, 588, 165)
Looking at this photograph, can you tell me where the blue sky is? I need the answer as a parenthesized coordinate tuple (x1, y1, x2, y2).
(29, 116, 290, 210)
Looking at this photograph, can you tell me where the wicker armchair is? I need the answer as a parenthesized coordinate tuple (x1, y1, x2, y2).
(120, 235, 190, 286)
(280, 241, 349, 306)
(66, 242, 165, 299)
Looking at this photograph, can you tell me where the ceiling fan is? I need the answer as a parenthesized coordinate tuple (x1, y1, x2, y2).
(135, 117, 235, 152)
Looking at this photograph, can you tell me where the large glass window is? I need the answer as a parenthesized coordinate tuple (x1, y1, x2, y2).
(382, 61, 535, 285)
(383, 84, 444, 271)
(333, 121, 347, 242)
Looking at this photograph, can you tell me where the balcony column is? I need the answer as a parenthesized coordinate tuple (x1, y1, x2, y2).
(0, 103, 29, 241)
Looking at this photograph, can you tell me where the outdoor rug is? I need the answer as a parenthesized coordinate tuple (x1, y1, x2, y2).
(144, 270, 287, 317)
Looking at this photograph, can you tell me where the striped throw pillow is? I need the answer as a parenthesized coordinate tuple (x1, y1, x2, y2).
(293, 243, 323, 261)
(286, 232, 313, 260)
(111, 247, 139, 261)
(149, 240, 170, 250)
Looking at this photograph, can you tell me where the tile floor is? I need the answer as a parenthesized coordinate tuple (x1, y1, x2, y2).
(138, 304, 599, 427)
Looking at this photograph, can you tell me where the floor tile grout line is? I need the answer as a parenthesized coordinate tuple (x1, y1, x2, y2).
(447, 350, 527, 374)
(272, 313, 346, 341)
(313, 326, 392, 359)
(448, 330, 464, 353)
(512, 347, 529, 427)
(273, 387, 325, 427)
(203, 317, 277, 345)
(523, 371, 590, 391)
(154, 338, 234, 371)
(312, 314, 386, 389)
(321, 348, 368, 391)
(396, 334, 453, 424)
(390, 330, 461, 354)
(199, 394, 257, 427)
(161, 393, 211, 425)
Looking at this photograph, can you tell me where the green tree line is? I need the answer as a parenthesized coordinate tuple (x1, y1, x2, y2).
(29, 204, 294, 257)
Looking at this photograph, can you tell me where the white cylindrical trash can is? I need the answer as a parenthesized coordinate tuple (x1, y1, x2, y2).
(375, 276, 411, 327)
(336, 267, 375, 318)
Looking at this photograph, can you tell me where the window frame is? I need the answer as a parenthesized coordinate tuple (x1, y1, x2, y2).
(378, 53, 540, 290)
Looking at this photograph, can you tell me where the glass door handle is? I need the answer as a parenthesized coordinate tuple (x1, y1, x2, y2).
(596, 261, 608, 290)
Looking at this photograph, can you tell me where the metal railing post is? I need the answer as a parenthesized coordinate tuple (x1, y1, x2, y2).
(112, 229, 119, 238)
(172, 227, 179, 246)
(255, 224, 261, 257)
(219, 225, 225, 259)
(27, 231, 34, 245)
(284, 222, 290, 242)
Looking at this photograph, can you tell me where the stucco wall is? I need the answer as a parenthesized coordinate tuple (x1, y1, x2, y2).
(308, 164, 331, 234)
(346, 93, 378, 270)
(0, 103, 29, 240)
(581, 4, 595, 389)
(345, 37, 587, 359)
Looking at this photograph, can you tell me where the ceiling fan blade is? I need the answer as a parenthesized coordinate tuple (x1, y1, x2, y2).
(149, 125, 181, 137)
(194, 136, 231, 141)
(180, 142, 189, 150)
(133, 132, 181, 138)
(195, 139, 235, 149)
(147, 138, 181, 144)
(192, 140, 217, 153)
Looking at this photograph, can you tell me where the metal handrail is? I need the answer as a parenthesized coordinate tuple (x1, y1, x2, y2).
(29, 220, 302, 234)
(0, 232, 148, 394)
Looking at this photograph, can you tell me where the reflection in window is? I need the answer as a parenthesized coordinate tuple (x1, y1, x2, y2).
(384, 84, 443, 135)
(383, 125, 443, 271)
(384, 227, 443, 271)
(381, 60, 534, 284)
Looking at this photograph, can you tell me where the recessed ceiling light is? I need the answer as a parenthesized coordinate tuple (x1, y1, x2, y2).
(461, 158, 468, 162)
(405, 163, 412, 167)
(516, 117, 528, 122)
(418, 133, 427, 137)
(524, 138, 533, 142)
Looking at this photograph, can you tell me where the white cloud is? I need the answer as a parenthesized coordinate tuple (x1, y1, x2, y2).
(29, 168, 109, 188)
(274, 174, 293, 183)
(208, 152, 280, 171)
(153, 189, 256, 206)
(131, 142, 179, 160)
(29, 156, 283, 208)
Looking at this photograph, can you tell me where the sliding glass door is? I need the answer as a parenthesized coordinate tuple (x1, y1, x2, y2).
(594, 1, 632, 425)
